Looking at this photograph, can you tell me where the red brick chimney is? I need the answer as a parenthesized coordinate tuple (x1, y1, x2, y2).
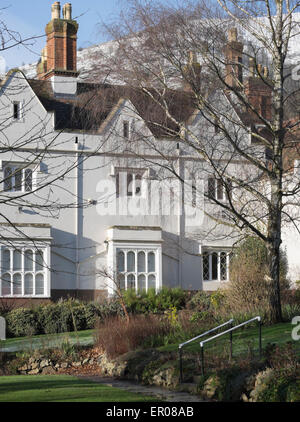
(37, 2, 79, 82)
(244, 58, 272, 121)
(224, 28, 243, 89)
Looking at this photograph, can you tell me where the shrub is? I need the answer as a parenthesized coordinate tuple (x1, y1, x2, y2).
(221, 236, 290, 319)
(250, 368, 300, 402)
(122, 287, 187, 314)
(282, 303, 300, 321)
(6, 308, 40, 337)
(186, 291, 211, 312)
(37, 302, 71, 334)
(95, 314, 172, 358)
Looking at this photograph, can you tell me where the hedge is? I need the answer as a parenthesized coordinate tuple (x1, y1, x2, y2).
(2, 288, 188, 338)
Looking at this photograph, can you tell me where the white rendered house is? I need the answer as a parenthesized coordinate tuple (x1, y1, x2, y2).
(0, 2, 296, 304)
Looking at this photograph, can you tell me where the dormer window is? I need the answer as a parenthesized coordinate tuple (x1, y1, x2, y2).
(13, 102, 22, 120)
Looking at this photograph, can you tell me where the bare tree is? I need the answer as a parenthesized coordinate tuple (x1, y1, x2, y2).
(98, 0, 300, 323)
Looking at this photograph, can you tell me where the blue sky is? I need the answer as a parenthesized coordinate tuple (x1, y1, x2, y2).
(0, 0, 127, 71)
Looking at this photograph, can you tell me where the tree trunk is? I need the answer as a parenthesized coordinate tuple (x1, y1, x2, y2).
(266, 235, 283, 323)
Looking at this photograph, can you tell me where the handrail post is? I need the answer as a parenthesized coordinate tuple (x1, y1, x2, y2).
(258, 319, 262, 358)
(200, 344, 205, 376)
(179, 347, 183, 383)
(229, 321, 233, 360)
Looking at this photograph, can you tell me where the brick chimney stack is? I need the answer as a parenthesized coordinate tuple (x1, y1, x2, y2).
(244, 59, 272, 121)
(37, 2, 79, 96)
(224, 28, 243, 88)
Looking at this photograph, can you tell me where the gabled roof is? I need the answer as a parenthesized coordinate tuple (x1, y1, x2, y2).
(28, 79, 197, 137)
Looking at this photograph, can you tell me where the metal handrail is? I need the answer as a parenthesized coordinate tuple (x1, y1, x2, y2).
(178, 319, 234, 383)
(179, 319, 234, 350)
(199, 316, 262, 375)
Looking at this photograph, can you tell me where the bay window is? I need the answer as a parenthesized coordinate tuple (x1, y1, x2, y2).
(116, 248, 158, 292)
(0, 247, 47, 297)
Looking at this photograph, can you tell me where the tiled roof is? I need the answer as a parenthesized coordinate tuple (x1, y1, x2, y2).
(28, 79, 197, 137)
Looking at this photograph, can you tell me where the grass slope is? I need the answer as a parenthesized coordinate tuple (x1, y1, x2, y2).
(0, 375, 158, 402)
(158, 322, 299, 354)
(0, 330, 94, 352)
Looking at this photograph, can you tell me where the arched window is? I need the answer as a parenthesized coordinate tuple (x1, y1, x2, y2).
(25, 250, 33, 271)
(148, 252, 155, 272)
(148, 275, 156, 290)
(2, 249, 10, 271)
(36, 274, 44, 295)
(13, 250, 22, 271)
(127, 274, 136, 290)
(2, 273, 11, 296)
(13, 273, 22, 295)
(36, 250, 44, 271)
(117, 250, 125, 272)
(138, 274, 146, 291)
(138, 251, 145, 272)
(127, 252, 135, 272)
(118, 274, 125, 290)
(25, 273, 33, 295)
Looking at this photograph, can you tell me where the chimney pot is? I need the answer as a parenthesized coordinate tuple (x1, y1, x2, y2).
(228, 28, 237, 42)
(249, 58, 255, 77)
(51, 2, 61, 20)
(63, 3, 72, 20)
(263, 66, 269, 78)
(257, 63, 263, 75)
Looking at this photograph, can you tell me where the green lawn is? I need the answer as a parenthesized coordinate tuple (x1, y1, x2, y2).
(0, 375, 159, 402)
(158, 322, 299, 355)
(0, 329, 94, 352)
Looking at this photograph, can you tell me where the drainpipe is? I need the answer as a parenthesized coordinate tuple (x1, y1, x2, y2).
(176, 143, 185, 289)
(75, 136, 81, 295)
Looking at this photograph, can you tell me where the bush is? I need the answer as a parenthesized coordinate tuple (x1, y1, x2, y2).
(186, 291, 211, 312)
(6, 308, 40, 337)
(122, 287, 187, 314)
(249, 343, 300, 402)
(95, 314, 172, 358)
(250, 368, 300, 402)
(221, 236, 290, 319)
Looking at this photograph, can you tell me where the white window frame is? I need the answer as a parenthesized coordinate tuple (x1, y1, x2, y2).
(207, 177, 232, 202)
(202, 250, 231, 282)
(3, 163, 34, 193)
(115, 168, 147, 198)
(123, 120, 130, 139)
(0, 246, 49, 298)
(12, 101, 23, 121)
(116, 247, 159, 292)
